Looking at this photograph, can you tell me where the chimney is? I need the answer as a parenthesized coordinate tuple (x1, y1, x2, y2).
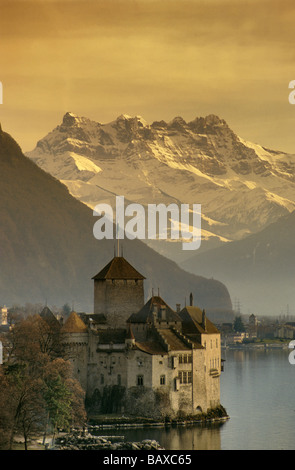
(189, 293, 193, 306)
(202, 309, 207, 331)
(176, 303, 181, 313)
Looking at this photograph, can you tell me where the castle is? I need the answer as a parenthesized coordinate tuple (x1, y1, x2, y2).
(57, 255, 223, 418)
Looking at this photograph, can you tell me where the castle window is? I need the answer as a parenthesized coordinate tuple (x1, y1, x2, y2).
(178, 371, 192, 384)
(179, 354, 192, 364)
(137, 375, 144, 386)
(100, 374, 104, 385)
(117, 374, 121, 385)
(160, 375, 166, 385)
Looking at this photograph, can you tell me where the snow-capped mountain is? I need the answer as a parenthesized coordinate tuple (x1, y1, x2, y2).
(0, 124, 233, 316)
(26, 112, 295, 262)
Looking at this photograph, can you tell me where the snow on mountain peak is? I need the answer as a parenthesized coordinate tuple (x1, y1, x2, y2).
(26, 111, 295, 260)
(188, 114, 230, 133)
(117, 114, 132, 121)
(62, 112, 90, 128)
(135, 115, 148, 127)
(204, 114, 227, 125)
(115, 114, 148, 128)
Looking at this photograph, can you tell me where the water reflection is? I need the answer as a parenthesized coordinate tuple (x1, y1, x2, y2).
(93, 349, 295, 450)
(100, 422, 224, 450)
(220, 348, 295, 450)
(154, 423, 223, 450)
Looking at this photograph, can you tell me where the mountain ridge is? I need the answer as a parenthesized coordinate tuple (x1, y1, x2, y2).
(0, 124, 232, 320)
(26, 111, 295, 263)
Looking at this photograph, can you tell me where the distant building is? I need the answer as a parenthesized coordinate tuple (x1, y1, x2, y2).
(0, 306, 8, 326)
(275, 323, 295, 340)
(59, 256, 223, 417)
(248, 314, 258, 338)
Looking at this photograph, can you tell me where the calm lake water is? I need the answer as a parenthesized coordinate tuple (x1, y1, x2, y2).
(100, 348, 295, 450)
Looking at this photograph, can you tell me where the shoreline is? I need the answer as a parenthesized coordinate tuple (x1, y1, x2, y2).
(222, 341, 290, 350)
(87, 415, 229, 430)
(9, 407, 229, 450)
(87, 405, 229, 430)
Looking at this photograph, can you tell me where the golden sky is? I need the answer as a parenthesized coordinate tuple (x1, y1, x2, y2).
(1, 0, 295, 152)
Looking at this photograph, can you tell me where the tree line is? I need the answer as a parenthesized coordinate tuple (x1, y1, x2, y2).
(0, 312, 86, 450)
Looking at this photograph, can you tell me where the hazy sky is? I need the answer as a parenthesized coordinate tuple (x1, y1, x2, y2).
(1, 0, 295, 152)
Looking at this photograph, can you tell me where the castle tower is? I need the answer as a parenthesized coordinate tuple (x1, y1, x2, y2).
(92, 256, 145, 327)
(60, 311, 89, 390)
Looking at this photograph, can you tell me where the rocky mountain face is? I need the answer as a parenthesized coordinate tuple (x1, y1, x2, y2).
(0, 124, 232, 319)
(25, 112, 295, 316)
(26, 112, 295, 263)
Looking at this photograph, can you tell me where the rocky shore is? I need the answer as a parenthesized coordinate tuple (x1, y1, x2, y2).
(50, 406, 229, 450)
(52, 431, 164, 450)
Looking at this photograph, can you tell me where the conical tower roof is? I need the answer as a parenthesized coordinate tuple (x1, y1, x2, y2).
(61, 311, 87, 333)
(39, 306, 61, 330)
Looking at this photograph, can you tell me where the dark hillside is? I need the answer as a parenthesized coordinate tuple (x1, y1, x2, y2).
(0, 125, 232, 317)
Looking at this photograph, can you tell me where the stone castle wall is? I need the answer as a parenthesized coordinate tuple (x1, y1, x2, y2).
(94, 279, 144, 327)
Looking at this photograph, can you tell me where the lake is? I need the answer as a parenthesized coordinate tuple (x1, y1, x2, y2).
(100, 347, 295, 450)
